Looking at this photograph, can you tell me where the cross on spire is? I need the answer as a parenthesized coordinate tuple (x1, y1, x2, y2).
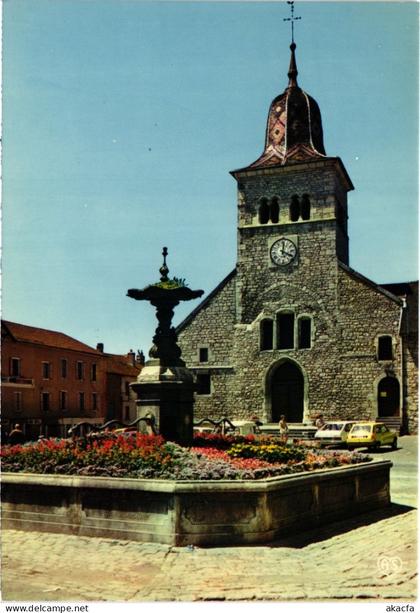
(283, 1, 301, 44)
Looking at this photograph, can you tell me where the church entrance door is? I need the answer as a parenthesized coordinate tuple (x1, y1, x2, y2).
(270, 361, 304, 423)
(377, 376, 400, 417)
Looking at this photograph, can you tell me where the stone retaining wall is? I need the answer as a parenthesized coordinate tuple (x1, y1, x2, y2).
(2, 459, 391, 546)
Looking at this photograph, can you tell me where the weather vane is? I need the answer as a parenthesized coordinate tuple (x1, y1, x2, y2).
(283, 1, 301, 44)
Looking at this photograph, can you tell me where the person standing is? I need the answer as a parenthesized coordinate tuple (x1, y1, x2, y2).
(8, 423, 25, 445)
(315, 414, 325, 429)
(278, 415, 289, 444)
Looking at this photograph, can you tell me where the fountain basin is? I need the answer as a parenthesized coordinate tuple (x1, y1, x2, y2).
(2, 459, 391, 546)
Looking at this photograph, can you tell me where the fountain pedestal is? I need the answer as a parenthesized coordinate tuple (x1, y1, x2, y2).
(127, 248, 203, 445)
(131, 361, 195, 444)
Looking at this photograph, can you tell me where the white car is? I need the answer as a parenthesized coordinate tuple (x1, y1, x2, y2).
(314, 421, 357, 447)
(229, 420, 258, 436)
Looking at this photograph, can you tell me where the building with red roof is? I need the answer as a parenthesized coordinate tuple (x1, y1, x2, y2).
(1, 321, 142, 440)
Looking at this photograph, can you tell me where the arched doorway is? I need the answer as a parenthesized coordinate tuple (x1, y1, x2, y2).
(270, 361, 304, 423)
(377, 377, 400, 417)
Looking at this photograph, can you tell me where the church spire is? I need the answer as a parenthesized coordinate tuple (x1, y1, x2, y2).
(287, 42, 298, 88)
(284, 3, 301, 88)
(231, 1, 326, 172)
(234, 45, 326, 171)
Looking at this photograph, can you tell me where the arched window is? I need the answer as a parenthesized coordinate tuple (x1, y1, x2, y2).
(258, 198, 269, 224)
(290, 195, 300, 222)
(270, 197, 279, 224)
(277, 312, 295, 349)
(298, 317, 311, 349)
(260, 319, 274, 351)
(301, 194, 311, 220)
(378, 336, 393, 361)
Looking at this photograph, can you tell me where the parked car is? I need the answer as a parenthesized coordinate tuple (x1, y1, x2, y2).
(193, 425, 214, 434)
(346, 422, 398, 450)
(229, 420, 258, 436)
(193, 420, 258, 436)
(314, 421, 357, 447)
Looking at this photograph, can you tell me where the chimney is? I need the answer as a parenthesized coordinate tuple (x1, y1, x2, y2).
(96, 343, 104, 353)
(127, 349, 136, 367)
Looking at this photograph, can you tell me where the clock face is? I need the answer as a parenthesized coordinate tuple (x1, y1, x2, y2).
(270, 238, 297, 266)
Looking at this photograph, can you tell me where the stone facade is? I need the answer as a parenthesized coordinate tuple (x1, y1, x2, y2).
(176, 47, 418, 432)
(401, 282, 419, 433)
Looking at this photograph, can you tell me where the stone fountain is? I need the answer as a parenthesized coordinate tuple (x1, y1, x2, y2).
(127, 248, 204, 444)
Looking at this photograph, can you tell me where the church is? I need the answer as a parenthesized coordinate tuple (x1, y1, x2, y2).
(176, 41, 418, 434)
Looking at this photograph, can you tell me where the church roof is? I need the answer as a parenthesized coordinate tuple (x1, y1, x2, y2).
(338, 263, 404, 306)
(380, 282, 417, 297)
(235, 43, 326, 173)
(176, 269, 236, 334)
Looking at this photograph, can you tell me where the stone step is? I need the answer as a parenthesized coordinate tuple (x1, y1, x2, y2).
(377, 416, 402, 434)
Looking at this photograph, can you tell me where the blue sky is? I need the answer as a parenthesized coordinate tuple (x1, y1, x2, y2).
(3, 1, 418, 356)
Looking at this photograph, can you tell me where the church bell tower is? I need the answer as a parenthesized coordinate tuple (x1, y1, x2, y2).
(230, 41, 354, 324)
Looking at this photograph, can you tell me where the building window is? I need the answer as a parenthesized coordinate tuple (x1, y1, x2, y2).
(125, 406, 130, 421)
(125, 381, 130, 397)
(91, 363, 97, 382)
(290, 195, 300, 222)
(301, 194, 311, 220)
(258, 198, 269, 224)
(298, 317, 312, 349)
(60, 391, 67, 412)
(92, 393, 98, 412)
(42, 362, 51, 379)
(11, 357, 21, 377)
(277, 313, 295, 349)
(41, 392, 50, 412)
(199, 347, 209, 363)
(61, 359, 68, 378)
(14, 391, 23, 412)
(76, 361, 84, 380)
(196, 373, 211, 395)
(378, 336, 393, 361)
(270, 197, 279, 223)
(290, 194, 311, 221)
(260, 319, 274, 351)
(79, 392, 85, 412)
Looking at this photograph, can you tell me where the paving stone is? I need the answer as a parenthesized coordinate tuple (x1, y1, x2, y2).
(2, 507, 416, 602)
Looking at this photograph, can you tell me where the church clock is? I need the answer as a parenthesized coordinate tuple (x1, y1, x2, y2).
(270, 238, 297, 266)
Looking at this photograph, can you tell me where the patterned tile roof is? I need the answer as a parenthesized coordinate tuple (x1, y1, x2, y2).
(232, 43, 326, 173)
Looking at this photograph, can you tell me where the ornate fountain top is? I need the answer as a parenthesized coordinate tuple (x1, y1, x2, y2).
(127, 248, 204, 365)
(159, 247, 169, 282)
(127, 247, 204, 303)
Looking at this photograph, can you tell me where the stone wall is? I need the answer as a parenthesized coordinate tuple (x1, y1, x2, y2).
(402, 282, 419, 433)
(337, 266, 403, 418)
(177, 271, 237, 419)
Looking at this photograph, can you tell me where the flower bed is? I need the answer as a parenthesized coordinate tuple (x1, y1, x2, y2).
(1, 433, 371, 480)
